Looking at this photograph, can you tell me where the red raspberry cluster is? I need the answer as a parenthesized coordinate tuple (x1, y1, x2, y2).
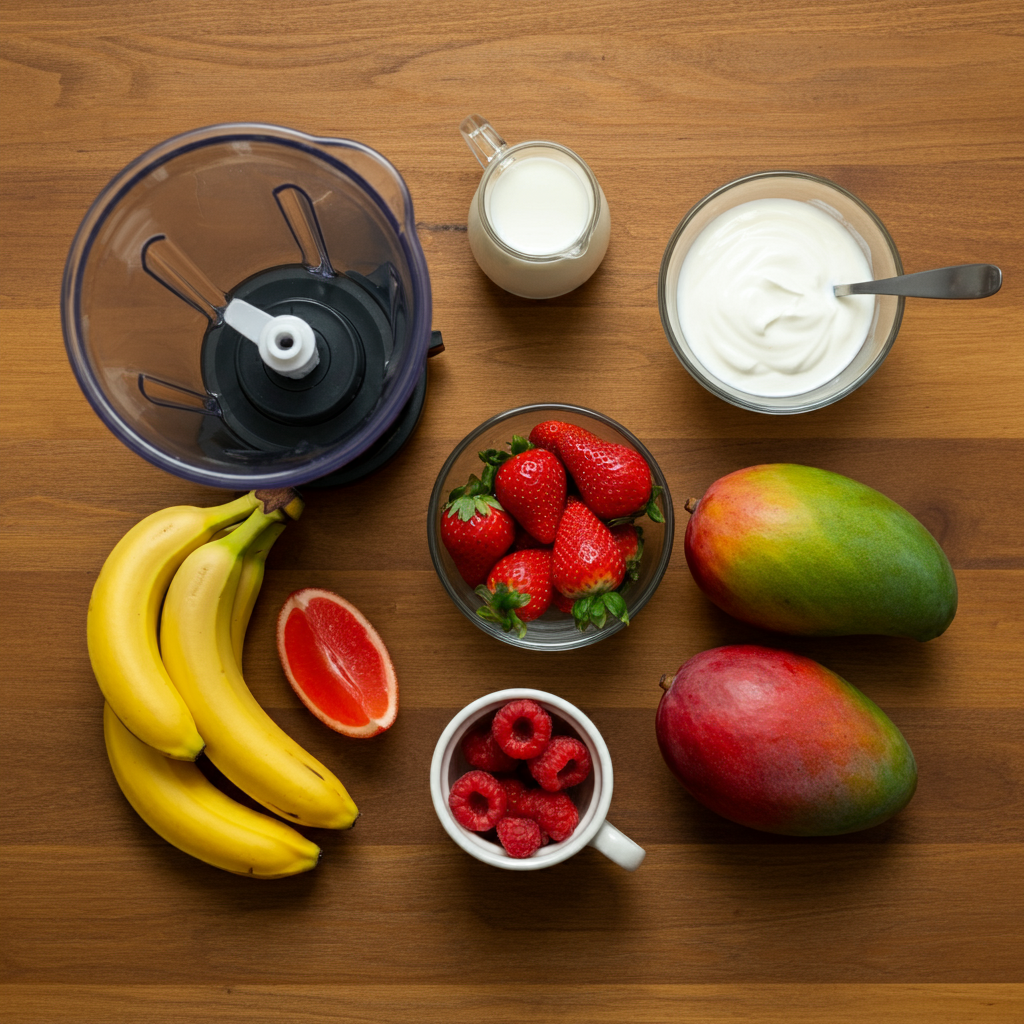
(439, 421, 664, 635)
(447, 699, 592, 859)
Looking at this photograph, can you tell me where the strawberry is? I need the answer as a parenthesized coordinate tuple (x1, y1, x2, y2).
(489, 436, 567, 545)
(555, 423, 658, 520)
(552, 497, 629, 631)
(511, 520, 546, 551)
(528, 419, 572, 455)
(475, 549, 554, 638)
(610, 523, 644, 582)
(440, 474, 515, 587)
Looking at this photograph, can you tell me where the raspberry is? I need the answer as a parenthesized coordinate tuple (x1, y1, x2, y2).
(496, 815, 544, 858)
(499, 776, 530, 815)
(518, 789, 580, 842)
(527, 735, 592, 792)
(491, 699, 553, 759)
(461, 722, 517, 773)
(448, 770, 508, 831)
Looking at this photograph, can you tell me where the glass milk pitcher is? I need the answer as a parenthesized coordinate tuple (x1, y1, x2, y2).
(460, 115, 611, 299)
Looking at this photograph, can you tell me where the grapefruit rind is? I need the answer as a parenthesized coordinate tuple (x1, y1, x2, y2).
(276, 588, 398, 739)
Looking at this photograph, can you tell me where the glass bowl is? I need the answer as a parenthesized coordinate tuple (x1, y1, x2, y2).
(427, 403, 674, 651)
(658, 171, 904, 415)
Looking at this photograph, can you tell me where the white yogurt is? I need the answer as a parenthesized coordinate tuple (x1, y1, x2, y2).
(675, 198, 875, 397)
(486, 156, 592, 255)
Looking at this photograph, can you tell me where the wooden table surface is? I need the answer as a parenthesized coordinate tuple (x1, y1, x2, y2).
(2, 1, 1022, 1021)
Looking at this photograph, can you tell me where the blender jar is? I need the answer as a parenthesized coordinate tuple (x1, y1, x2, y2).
(62, 124, 436, 488)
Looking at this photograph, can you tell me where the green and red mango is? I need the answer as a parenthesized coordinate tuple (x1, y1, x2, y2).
(684, 464, 957, 641)
(655, 646, 917, 836)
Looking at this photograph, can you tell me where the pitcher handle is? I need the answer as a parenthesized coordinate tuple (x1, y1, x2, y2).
(588, 820, 646, 871)
(460, 115, 507, 168)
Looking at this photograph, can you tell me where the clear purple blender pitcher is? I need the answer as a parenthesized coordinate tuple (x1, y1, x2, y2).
(62, 124, 439, 488)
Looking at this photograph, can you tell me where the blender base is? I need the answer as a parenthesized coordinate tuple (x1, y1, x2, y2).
(197, 262, 432, 485)
(304, 364, 429, 487)
(201, 265, 394, 451)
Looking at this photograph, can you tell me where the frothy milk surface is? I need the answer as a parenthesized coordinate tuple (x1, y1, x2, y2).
(486, 156, 592, 255)
(676, 198, 875, 397)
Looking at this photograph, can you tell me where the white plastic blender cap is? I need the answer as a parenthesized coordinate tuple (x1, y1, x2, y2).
(223, 299, 320, 379)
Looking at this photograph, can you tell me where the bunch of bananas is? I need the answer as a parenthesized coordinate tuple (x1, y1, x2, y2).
(91, 488, 358, 879)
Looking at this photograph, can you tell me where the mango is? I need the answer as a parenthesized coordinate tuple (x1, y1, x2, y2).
(684, 464, 957, 640)
(655, 646, 917, 835)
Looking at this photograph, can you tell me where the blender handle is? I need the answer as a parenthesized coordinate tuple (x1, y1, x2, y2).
(460, 115, 507, 169)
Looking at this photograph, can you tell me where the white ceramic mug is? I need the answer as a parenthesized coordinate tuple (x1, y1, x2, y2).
(430, 688, 646, 871)
(460, 115, 611, 299)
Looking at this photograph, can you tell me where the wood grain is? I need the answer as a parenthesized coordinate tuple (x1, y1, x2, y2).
(1, 984, 1019, 1024)
(1, 0, 1022, 1021)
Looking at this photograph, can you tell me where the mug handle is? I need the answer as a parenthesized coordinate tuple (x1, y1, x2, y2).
(460, 115, 507, 168)
(588, 821, 646, 871)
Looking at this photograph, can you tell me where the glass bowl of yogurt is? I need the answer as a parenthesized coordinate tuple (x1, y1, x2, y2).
(659, 171, 904, 414)
(427, 404, 674, 651)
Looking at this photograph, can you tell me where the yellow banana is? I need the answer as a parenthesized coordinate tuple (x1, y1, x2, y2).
(231, 520, 286, 670)
(160, 509, 359, 830)
(104, 702, 319, 878)
(88, 492, 261, 760)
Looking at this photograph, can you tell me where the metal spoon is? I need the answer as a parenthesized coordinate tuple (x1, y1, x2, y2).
(834, 263, 1002, 299)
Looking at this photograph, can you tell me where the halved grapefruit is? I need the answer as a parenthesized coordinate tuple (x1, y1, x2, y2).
(276, 588, 398, 738)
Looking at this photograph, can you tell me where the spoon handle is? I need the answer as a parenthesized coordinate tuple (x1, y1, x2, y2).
(834, 263, 1002, 299)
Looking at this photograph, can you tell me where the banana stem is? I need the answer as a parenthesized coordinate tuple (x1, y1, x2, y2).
(211, 491, 264, 526)
(253, 488, 304, 520)
(221, 508, 285, 558)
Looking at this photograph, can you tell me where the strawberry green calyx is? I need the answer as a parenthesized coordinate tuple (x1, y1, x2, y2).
(507, 434, 535, 456)
(475, 582, 532, 639)
(644, 485, 666, 524)
(446, 469, 502, 514)
(444, 490, 505, 523)
(440, 472, 517, 588)
(572, 591, 629, 632)
(607, 485, 665, 527)
(478, 434, 535, 471)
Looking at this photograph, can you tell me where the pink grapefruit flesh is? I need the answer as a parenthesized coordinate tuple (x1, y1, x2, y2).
(277, 588, 398, 738)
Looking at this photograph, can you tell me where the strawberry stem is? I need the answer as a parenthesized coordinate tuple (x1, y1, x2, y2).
(644, 485, 665, 524)
(606, 486, 664, 527)
(474, 582, 531, 639)
(448, 466, 500, 504)
(479, 434, 534, 472)
(571, 591, 630, 632)
(445, 491, 505, 522)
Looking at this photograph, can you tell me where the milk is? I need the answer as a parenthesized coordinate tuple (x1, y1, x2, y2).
(486, 157, 592, 255)
(465, 145, 610, 300)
